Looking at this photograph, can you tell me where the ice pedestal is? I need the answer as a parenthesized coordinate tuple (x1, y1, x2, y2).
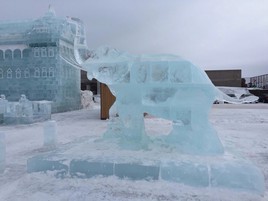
(210, 162, 264, 191)
(43, 120, 57, 148)
(70, 160, 160, 180)
(26, 137, 265, 194)
(27, 154, 68, 178)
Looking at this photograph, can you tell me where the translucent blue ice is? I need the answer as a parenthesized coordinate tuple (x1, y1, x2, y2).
(0, 94, 51, 124)
(0, 6, 87, 113)
(43, 120, 57, 148)
(76, 47, 265, 193)
(0, 132, 5, 173)
(83, 47, 224, 154)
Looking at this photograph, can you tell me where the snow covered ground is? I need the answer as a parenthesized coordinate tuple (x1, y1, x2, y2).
(0, 103, 268, 201)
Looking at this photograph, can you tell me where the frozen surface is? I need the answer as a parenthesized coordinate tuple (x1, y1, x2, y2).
(83, 47, 223, 154)
(0, 104, 268, 200)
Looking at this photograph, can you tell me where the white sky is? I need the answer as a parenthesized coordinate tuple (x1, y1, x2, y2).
(0, 0, 267, 77)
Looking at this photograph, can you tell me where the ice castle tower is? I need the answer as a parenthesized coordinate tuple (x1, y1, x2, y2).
(0, 6, 89, 112)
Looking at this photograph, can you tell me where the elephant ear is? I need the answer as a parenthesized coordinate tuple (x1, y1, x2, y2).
(82, 46, 133, 84)
(86, 46, 130, 61)
(96, 63, 130, 84)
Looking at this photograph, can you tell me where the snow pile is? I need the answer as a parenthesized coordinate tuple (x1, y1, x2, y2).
(216, 87, 259, 104)
(81, 90, 94, 109)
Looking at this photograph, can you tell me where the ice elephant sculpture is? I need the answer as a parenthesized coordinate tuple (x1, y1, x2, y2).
(27, 47, 264, 194)
(83, 47, 224, 154)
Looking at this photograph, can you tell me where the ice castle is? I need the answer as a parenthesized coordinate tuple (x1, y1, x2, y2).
(0, 6, 88, 113)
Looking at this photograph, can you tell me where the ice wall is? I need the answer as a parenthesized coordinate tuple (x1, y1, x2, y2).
(0, 94, 51, 124)
(0, 132, 5, 173)
(83, 47, 224, 154)
(0, 7, 86, 113)
(43, 120, 57, 148)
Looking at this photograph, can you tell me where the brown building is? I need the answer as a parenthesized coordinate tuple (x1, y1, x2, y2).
(249, 74, 268, 89)
(205, 69, 242, 87)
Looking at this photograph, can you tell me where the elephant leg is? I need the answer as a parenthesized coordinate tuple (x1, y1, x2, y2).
(167, 107, 224, 154)
(117, 105, 148, 149)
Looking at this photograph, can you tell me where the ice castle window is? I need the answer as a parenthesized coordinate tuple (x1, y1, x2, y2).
(24, 68, 30, 78)
(5, 50, 12, 60)
(67, 69, 70, 78)
(22, 49, 30, 58)
(66, 69, 69, 78)
(38, 27, 48, 33)
(42, 67, 47, 77)
(80, 38, 85, 45)
(13, 49, 21, 59)
(152, 65, 168, 82)
(7, 68, 12, 79)
(0, 69, 3, 79)
(16, 68, 21, 79)
(34, 68, 40, 77)
(34, 48, 40, 57)
(49, 67, 54, 77)
(63, 46, 67, 55)
(0, 50, 4, 60)
(41, 48, 47, 57)
(48, 48, 54, 57)
(60, 46, 64, 54)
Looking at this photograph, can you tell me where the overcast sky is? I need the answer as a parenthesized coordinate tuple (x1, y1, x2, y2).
(0, 0, 267, 77)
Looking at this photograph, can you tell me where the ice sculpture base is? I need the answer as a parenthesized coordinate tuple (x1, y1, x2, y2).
(27, 137, 264, 195)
